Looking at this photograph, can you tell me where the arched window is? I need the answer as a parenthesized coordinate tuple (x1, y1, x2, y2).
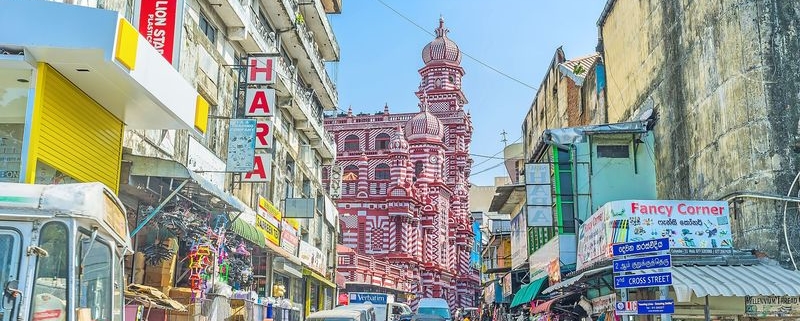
(414, 161, 424, 178)
(375, 133, 391, 150)
(375, 163, 390, 180)
(343, 165, 359, 181)
(344, 135, 360, 151)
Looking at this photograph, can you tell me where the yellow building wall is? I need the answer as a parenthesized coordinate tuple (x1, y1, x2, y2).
(26, 64, 124, 192)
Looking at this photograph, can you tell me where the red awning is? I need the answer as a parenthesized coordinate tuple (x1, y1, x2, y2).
(530, 299, 558, 314)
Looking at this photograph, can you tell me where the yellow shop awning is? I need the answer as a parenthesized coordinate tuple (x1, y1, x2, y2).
(303, 268, 337, 289)
(0, 0, 207, 132)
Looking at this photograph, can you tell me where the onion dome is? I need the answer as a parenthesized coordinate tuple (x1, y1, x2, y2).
(390, 127, 409, 153)
(404, 108, 444, 143)
(421, 16, 461, 65)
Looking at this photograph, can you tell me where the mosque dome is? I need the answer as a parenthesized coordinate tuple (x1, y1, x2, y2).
(404, 109, 444, 143)
(421, 16, 461, 65)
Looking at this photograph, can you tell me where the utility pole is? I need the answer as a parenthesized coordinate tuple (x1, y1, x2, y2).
(500, 130, 508, 147)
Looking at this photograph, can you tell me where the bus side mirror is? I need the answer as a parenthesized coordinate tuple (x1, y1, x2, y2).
(4, 280, 21, 298)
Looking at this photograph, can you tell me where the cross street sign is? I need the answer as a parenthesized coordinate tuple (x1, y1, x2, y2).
(614, 271, 672, 289)
(612, 238, 670, 257)
(613, 254, 672, 273)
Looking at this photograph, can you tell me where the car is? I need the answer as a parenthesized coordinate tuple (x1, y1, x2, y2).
(307, 310, 364, 321)
(416, 298, 451, 321)
(336, 304, 378, 321)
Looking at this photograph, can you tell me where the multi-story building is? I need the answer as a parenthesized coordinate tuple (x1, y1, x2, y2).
(1, 0, 342, 318)
(324, 18, 478, 309)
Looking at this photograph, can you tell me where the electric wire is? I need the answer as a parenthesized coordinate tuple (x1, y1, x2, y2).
(784, 170, 800, 270)
(374, 0, 538, 91)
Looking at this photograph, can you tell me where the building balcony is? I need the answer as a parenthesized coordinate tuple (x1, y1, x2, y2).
(209, 0, 250, 40)
(296, 0, 340, 61)
(272, 55, 336, 159)
(259, 0, 339, 111)
(238, 7, 279, 54)
(320, 0, 341, 14)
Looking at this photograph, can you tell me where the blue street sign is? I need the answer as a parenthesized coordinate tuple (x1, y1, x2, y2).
(614, 272, 672, 289)
(612, 238, 670, 257)
(613, 254, 672, 273)
(615, 300, 675, 315)
(637, 300, 675, 314)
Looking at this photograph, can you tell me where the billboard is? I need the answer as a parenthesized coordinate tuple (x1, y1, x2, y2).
(577, 200, 732, 270)
(510, 210, 528, 268)
(138, 0, 178, 63)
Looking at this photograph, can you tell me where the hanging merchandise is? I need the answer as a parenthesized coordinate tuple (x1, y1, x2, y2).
(140, 241, 174, 266)
(187, 243, 213, 301)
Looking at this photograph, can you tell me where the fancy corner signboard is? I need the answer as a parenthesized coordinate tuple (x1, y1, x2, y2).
(576, 200, 732, 269)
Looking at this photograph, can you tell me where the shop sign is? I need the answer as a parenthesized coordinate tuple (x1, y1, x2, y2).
(502, 273, 512, 298)
(612, 238, 670, 257)
(246, 56, 277, 85)
(613, 271, 672, 289)
(243, 154, 271, 182)
(529, 237, 559, 279)
(187, 137, 226, 190)
(324, 197, 338, 226)
(280, 223, 299, 256)
(577, 200, 733, 270)
(591, 294, 616, 315)
(258, 196, 282, 222)
(138, 0, 177, 63)
(255, 120, 274, 149)
(255, 214, 280, 246)
(615, 300, 674, 315)
(245, 88, 276, 117)
(525, 163, 553, 227)
(299, 240, 327, 275)
(329, 165, 342, 199)
(511, 211, 528, 268)
(225, 119, 257, 172)
(745, 296, 800, 317)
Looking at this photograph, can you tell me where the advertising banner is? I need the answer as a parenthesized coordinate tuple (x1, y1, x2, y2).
(529, 237, 559, 279)
(746, 296, 800, 317)
(299, 240, 327, 275)
(280, 223, 299, 256)
(510, 210, 528, 268)
(138, 0, 177, 63)
(255, 214, 280, 246)
(577, 200, 732, 269)
(225, 119, 257, 172)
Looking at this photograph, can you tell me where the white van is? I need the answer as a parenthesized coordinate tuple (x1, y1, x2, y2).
(417, 298, 451, 321)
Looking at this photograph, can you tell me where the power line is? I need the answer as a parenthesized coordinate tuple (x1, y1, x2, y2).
(469, 162, 505, 178)
(374, 0, 538, 91)
(471, 136, 522, 169)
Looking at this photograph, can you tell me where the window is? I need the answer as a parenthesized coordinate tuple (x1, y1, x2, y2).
(77, 232, 112, 321)
(0, 230, 20, 321)
(375, 133, 391, 149)
(375, 163, 390, 180)
(343, 165, 359, 180)
(30, 223, 69, 321)
(199, 14, 217, 43)
(344, 135, 360, 151)
(414, 161, 424, 178)
(555, 148, 575, 233)
(0, 67, 32, 184)
(597, 145, 630, 158)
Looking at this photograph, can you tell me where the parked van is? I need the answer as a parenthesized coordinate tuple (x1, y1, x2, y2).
(336, 303, 378, 321)
(417, 298, 451, 321)
(307, 310, 363, 321)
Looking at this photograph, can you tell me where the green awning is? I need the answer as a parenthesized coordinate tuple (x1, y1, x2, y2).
(510, 277, 548, 308)
(229, 216, 266, 248)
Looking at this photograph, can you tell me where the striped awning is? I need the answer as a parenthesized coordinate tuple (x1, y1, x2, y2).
(672, 264, 800, 300)
(229, 216, 266, 248)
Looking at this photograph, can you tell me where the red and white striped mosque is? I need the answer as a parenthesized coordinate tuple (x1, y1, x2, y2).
(324, 17, 478, 309)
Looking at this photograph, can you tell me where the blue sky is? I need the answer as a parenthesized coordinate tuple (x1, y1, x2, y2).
(327, 1, 607, 186)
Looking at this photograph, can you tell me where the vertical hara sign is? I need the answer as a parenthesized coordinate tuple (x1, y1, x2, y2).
(138, 0, 177, 63)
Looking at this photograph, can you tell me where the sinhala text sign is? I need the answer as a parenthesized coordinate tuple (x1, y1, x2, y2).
(577, 200, 732, 269)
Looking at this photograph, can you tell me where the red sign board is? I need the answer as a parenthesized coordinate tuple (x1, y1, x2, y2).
(138, 0, 177, 63)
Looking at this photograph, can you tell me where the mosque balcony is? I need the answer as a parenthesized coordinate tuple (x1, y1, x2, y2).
(296, 0, 340, 61)
(259, 0, 339, 111)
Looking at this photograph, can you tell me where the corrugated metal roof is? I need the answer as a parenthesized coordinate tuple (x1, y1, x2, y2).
(560, 53, 600, 75)
(672, 264, 800, 298)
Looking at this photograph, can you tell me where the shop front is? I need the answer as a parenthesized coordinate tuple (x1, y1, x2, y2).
(0, 0, 206, 192)
(300, 240, 336, 315)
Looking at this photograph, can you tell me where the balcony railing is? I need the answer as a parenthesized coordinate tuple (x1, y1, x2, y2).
(284, 0, 338, 107)
(248, 8, 279, 53)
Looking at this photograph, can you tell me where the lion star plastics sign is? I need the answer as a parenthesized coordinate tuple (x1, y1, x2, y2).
(577, 200, 733, 269)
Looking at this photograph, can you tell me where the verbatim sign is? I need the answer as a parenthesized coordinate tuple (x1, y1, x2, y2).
(138, 0, 177, 63)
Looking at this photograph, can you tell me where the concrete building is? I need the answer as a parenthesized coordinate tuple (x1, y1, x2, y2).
(0, 0, 343, 318)
(597, 0, 800, 264)
(324, 18, 478, 309)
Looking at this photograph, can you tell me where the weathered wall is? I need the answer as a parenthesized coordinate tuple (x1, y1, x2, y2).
(601, 0, 800, 261)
